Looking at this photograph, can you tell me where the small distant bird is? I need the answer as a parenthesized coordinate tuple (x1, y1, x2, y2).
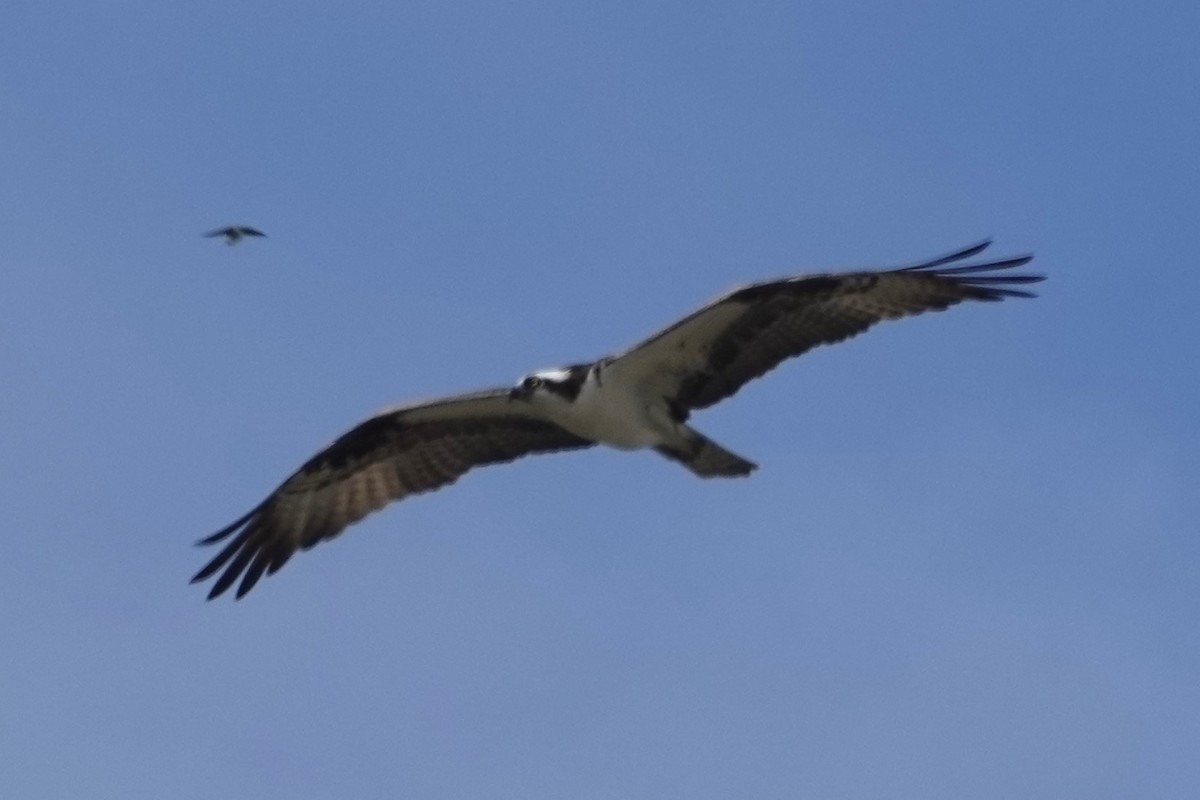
(204, 226, 266, 245)
(191, 239, 1044, 600)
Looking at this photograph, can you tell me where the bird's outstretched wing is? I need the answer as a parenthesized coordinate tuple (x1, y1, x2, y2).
(192, 389, 592, 599)
(609, 240, 1044, 411)
(203, 226, 266, 238)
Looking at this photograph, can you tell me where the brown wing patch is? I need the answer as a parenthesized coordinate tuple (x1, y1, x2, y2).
(192, 406, 591, 600)
(676, 242, 1042, 409)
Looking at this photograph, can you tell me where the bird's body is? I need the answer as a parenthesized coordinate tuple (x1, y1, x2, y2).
(520, 360, 756, 475)
(204, 225, 266, 245)
(529, 363, 673, 449)
(192, 240, 1044, 599)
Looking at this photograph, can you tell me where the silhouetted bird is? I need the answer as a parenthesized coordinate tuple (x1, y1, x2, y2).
(204, 226, 266, 245)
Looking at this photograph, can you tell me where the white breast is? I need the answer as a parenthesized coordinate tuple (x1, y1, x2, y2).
(545, 369, 671, 450)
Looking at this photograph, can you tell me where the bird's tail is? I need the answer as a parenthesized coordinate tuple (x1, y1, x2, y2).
(656, 430, 757, 478)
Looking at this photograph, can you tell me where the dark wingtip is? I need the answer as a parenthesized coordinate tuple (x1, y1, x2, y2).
(196, 505, 261, 547)
(206, 546, 254, 599)
(903, 239, 992, 270)
(232, 551, 273, 599)
(895, 242, 1043, 300)
(929, 254, 1035, 275)
(190, 505, 268, 599)
(196, 530, 229, 546)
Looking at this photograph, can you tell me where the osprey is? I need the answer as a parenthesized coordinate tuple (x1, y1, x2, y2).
(204, 225, 267, 245)
(192, 240, 1043, 599)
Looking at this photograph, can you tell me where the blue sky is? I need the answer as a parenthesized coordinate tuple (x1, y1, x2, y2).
(2, 2, 1198, 797)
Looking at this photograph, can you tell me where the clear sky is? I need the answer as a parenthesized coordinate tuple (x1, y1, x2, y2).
(2, 2, 1198, 797)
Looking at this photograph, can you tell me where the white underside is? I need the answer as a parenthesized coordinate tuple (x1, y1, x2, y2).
(534, 369, 677, 450)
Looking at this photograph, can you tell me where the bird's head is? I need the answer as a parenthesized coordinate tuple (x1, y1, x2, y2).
(510, 365, 589, 403)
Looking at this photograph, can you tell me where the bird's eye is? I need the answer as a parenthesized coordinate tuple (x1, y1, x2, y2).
(525, 376, 544, 390)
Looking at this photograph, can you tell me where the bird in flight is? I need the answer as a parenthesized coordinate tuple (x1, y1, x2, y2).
(192, 240, 1043, 600)
(204, 225, 266, 245)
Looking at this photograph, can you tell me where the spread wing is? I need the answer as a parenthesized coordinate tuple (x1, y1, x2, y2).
(203, 227, 234, 238)
(609, 240, 1044, 412)
(191, 388, 593, 600)
(238, 227, 266, 237)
